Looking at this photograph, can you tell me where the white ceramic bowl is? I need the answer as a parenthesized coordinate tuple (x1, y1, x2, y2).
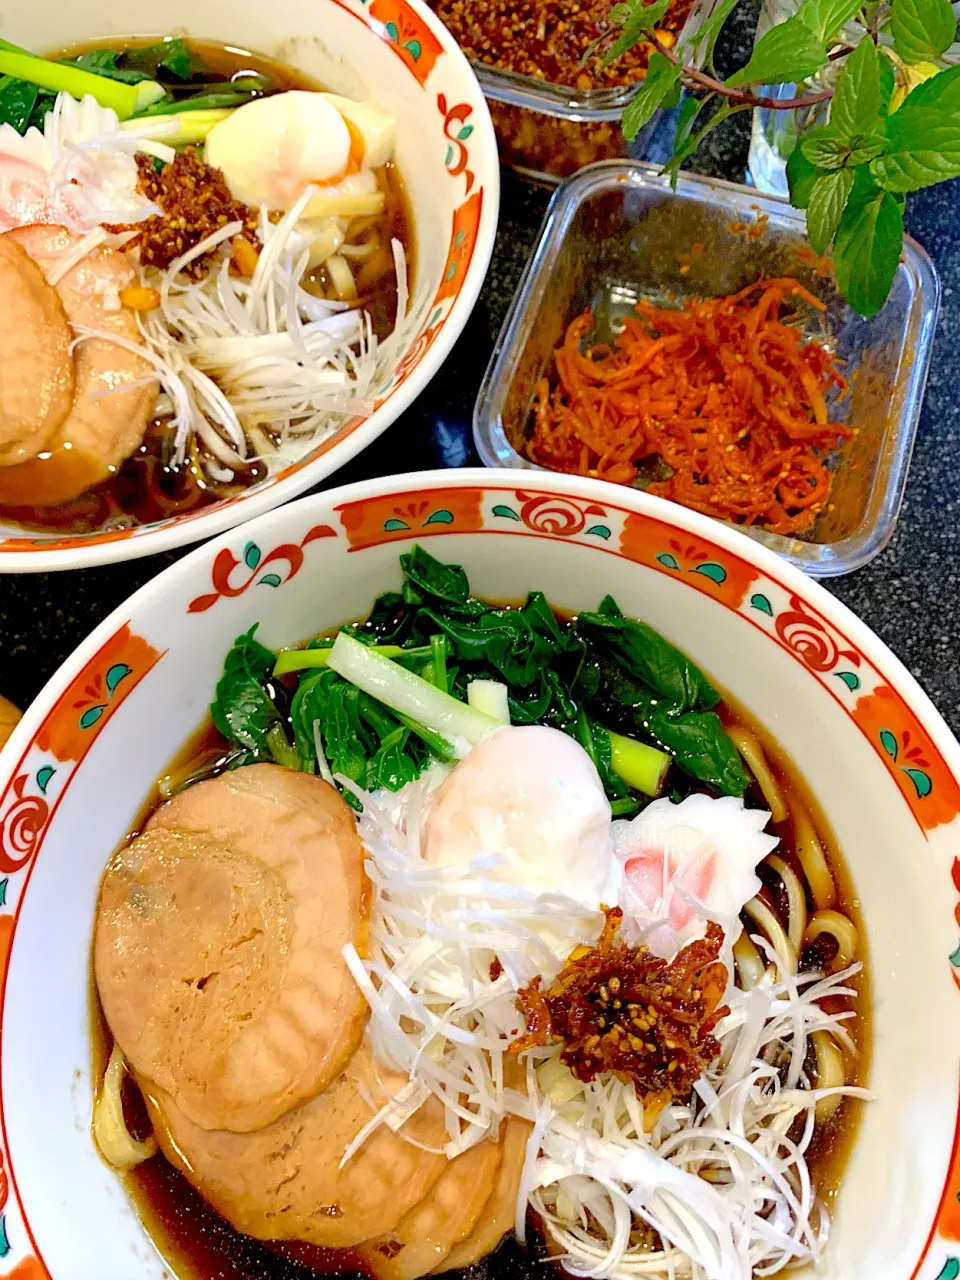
(0, 0, 499, 573)
(1, 469, 959, 1279)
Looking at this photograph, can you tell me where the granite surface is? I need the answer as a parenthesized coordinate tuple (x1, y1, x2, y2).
(0, 126, 958, 739)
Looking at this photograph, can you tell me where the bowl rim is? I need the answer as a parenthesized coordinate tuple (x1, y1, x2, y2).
(472, 160, 941, 579)
(4, 465, 959, 779)
(0, 0, 501, 575)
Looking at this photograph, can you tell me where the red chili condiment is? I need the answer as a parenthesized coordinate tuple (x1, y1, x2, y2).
(511, 908, 729, 1124)
(426, 0, 692, 89)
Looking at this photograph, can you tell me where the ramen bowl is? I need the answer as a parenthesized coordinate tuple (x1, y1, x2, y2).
(0, 469, 958, 1279)
(0, 0, 499, 572)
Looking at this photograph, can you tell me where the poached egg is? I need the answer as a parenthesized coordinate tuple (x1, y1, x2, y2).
(421, 725, 617, 908)
(204, 90, 396, 211)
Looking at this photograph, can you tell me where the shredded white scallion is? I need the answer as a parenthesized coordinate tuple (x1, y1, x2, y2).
(342, 776, 867, 1280)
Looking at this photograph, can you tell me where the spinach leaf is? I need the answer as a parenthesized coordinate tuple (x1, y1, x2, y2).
(362, 591, 416, 644)
(323, 682, 369, 786)
(121, 37, 194, 81)
(648, 710, 749, 795)
(401, 545, 473, 607)
(576, 611, 719, 714)
(422, 607, 558, 688)
(62, 49, 155, 84)
(27, 89, 56, 131)
(0, 76, 39, 131)
(211, 626, 283, 757)
(367, 727, 420, 792)
(150, 37, 194, 81)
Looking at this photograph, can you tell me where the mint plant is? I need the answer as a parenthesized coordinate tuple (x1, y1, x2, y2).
(608, 0, 960, 315)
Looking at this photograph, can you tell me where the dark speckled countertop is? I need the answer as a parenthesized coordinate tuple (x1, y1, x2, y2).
(0, 79, 958, 738)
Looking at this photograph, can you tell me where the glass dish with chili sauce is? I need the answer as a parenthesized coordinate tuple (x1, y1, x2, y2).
(425, 0, 710, 181)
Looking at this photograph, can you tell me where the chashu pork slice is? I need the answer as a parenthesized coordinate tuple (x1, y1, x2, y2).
(0, 232, 74, 467)
(360, 1134, 502, 1280)
(142, 1037, 449, 1249)
(0, 225, 155, 504)
(435, 1116, 532, 1273)
(95, 764, 369, 1133)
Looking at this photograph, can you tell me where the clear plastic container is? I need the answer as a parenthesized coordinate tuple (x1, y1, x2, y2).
(474, 160, 941, 577)
(473, 69, 659, 183)
(426, 3, 716, 182)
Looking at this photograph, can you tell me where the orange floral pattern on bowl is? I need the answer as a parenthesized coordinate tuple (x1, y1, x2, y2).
(435, 190, 484, 305)
(34, 626, 162, 764)
(620, 512, 756, 610)
(337, 487, 484, 550)
(854, 685, 960, 833)
(368, 0, 444, 83)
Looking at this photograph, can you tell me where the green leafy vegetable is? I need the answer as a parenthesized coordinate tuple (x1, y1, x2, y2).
(144, 37, 194, 81)
(726, 14, 828, 88)
(622, 52, 683, 139)
(806, 167, 855, 253)
(210, 548, 750, 808)
(0, 75, 39, 131)
(603, 0, 672, 67)
(830, 36, 882, 138)
(870, 64, 960, 190)
(785, 143, 824, 207)
(211, 626, 284, 758)
(647, 711, 750, 794)
(794, 0, 863, 42)
(833, 176, 905, 317)
(575, 611, 719, 715)
(62, 49, 155, 85)
(891, 0, 957, 64)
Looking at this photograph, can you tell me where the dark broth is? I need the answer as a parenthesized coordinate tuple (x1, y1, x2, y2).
(0, 38, 415, 538)
(93, 637, 868, 1280)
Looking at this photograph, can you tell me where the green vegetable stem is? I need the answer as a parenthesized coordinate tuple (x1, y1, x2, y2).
(0, 42, 164, 118)
(606, 0, 960, 317)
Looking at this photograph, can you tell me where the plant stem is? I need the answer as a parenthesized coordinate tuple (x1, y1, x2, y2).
(647, 30, 834, 110)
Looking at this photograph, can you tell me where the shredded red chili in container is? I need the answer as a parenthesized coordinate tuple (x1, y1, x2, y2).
(511, 908, 729, 1126)
(526, 278, 852, 536)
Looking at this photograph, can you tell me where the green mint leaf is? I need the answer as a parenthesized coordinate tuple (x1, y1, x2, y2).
(806, 167, 855, 252)
(622, 51, 683, 137)
(664, 96, 707, 180)
(833, 183, 904, 316)
(878, 50, 897, 112)
(603, 0, 672, 66)
(786, 144, 825, 207)
(664, 99, 734, 181)
(694, 0, 740, 70)
(611, 2, 633, 23)
(794, 0, 863, 42)
(891, 0, 957, 64)
(801, 127, 851, 168)
(870, 64, 960, 189)
(847, 133, 888, 163)
(727, 14, 828, 87)
(830, 36, 881, 138)
(661, 78, 684, 110)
